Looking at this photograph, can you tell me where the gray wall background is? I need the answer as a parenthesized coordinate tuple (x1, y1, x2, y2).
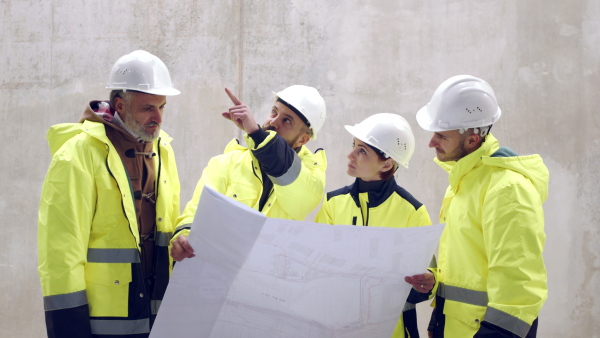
(1, 0, 598, 336)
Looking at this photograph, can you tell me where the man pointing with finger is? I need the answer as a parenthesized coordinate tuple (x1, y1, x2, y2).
(171, 85, 327, 261)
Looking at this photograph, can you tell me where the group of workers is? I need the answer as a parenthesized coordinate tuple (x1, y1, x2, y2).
(37, 50, 549, 338)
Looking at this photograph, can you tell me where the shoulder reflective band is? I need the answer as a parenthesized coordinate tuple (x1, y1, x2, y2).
(269, 151, 302, 186)
(90, 319, 149, 335)
(155, 231, 173, 247)
(87, 248, 140, 263)
(437, 283, 488, 306)
(43, 290, 87, 311)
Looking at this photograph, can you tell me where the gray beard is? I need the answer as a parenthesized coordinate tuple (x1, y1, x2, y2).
(124, 114, 160, 142)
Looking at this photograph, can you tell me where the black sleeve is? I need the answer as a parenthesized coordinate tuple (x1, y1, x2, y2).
(474, 321, 520, 338)
(406, 286, 432, 304)
(247, 126, 269, 147)
(251, 133, 296, 178)
(45, 305, 92, 338)
(427, 310, 436, 332)
(402, 307, 420, 338)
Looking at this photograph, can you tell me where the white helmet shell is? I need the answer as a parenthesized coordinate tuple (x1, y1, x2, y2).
(273, 85, 326, 140)
(107, 50, 180, 96)
(416, 75, 501, 132)
(345, 113, 415, 168)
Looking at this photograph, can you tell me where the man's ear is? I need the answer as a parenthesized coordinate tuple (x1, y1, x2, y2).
(293, 132, 311, 149)
(465, 133, 481, 151)
(114, 96, 126, 114)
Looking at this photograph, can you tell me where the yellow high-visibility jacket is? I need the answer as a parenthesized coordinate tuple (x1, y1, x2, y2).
(316, 177, 432, 338)
(431, 133, 548, 338)
(38, 119, 180, 337)
(174, 130, 326, 238)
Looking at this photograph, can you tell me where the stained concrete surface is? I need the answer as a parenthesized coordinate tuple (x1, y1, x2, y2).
(1, 0, 598, 336)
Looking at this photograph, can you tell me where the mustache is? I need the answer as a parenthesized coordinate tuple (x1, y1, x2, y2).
(263, 125, 276, 132)
(146, 122, 160, 127)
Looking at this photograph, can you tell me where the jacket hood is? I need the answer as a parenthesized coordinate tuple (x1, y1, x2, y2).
(436, 133, 549, 202)
(47, 101, 172, 156)
(224, 138, 247, 153)
(482, 151, 549, 202)
(80, 100, 112, 124)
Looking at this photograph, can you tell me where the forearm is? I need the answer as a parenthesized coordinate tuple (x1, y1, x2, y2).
(249, 133, 326, 219)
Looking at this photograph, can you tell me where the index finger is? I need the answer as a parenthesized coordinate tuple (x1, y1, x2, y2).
(225, 87, 243, 105)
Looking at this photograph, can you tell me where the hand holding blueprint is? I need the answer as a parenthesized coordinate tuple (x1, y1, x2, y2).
(151, 186, 444, 338)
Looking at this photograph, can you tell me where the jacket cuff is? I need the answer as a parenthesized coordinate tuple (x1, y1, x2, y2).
(406, 287, 431, 304)
(44, 304, 92, 338)
(474, 321, 520, 338)
(247, 126, 269, 148)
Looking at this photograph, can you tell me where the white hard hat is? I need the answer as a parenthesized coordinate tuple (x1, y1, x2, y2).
(416, 75, 501, 132)
(273, 85, 326, 140)
(345, 113, 415, 168)
(107, 50, 180, 96)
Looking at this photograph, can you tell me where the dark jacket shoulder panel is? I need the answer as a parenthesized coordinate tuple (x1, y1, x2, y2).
(326, 184, 354, 201)
(393, 185, 423, 211)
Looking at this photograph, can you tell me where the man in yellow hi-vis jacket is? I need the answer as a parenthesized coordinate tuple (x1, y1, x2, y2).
(38, 50, 181, 338)
(170, 86, 327, 261)
(416, 75, 548, 338)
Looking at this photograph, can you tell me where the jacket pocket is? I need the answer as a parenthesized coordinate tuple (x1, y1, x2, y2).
(85, 262, 132, 317)
(443, 299, 486, 330)
(225, 180, 259, 206)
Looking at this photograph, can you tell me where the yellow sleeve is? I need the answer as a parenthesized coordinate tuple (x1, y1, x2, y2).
(314, 195, 333, 224)
(173, 154, 230, 241)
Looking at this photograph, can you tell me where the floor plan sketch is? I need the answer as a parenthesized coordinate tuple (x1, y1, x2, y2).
(151, 186, 444, 338)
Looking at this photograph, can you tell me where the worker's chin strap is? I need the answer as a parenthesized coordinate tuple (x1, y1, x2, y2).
(458, 125, 493, 137)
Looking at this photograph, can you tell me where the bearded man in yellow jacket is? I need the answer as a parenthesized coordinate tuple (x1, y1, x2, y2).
(170, 86, 327, 261)
(38, 50, 181, 338)
(415, 75, 548, 338)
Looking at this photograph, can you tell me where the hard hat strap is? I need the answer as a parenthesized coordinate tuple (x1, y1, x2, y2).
(459, 125, 493, 137)
(481, 125, 493, 137)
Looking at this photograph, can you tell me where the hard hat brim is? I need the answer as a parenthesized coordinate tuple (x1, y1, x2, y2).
(345, 124, 411, 169)
(416, 104, 441, 132)
(344, 124, 385, 156)
(416, 104, 501, 131)
(144, 87, 181, 96)
(273, 91, 318, 140)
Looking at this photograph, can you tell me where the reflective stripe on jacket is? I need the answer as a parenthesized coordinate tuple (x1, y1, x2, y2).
(315, 177, 432, 338)
(38, 119, 180, 337)
(175, 130, 326, 237)
(432, 133, 548, 337)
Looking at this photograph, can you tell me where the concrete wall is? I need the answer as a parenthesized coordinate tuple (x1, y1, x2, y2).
(1, 0, 598, 336)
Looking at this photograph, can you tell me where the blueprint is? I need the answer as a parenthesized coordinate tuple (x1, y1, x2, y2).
(150, 186, 444, 338)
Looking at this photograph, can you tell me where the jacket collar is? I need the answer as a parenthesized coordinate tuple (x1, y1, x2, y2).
(349, 177, 398, 208)
(435, 133, 500, 193)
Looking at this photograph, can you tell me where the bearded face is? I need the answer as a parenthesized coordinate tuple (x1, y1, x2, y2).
(117, 92, 167, 142)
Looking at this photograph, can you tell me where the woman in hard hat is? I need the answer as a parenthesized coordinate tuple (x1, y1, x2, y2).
(315, 113, 432, 338)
